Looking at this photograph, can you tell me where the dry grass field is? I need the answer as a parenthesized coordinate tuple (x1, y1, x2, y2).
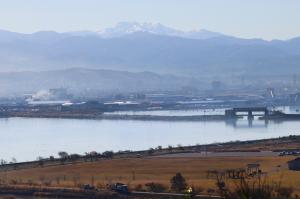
(1, 155, 299, 194)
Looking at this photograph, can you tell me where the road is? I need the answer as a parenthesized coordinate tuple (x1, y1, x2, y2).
(154, 151, 278, 158)
(132, 191, 222, 198)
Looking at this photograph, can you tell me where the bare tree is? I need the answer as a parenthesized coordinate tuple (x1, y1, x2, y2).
(58, 151, 69, 159)
(11, 157, 17, 163)
(0, 159, 7, 165)
(170, 172, 187, 193)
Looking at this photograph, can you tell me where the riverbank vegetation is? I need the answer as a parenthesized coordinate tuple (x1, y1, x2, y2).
(1, 135, 300, 168)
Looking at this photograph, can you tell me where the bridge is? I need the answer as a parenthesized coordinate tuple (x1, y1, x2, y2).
(225, 107, 269, 127)
(225, 107, 269, 119)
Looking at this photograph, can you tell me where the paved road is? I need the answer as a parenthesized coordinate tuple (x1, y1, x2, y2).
(154, 151, 278, 158)
(132, 191, 222, 198)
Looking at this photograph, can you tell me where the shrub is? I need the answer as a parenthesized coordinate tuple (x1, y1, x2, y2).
(9, 179, 17, 185)
(207, 188, 215, 195)
(192, 186, 204, 194)
(216, 177, 295, 199)
(145, 182, 167, 193)
(276, 187, 294, 199)
(102, 151, 114, 158)
(43, 180, 52, 186)
(148, 148, 155, 155)
(96, 182, 106, 189)
(27, 179, 35, 186)
(134, 184, 145, 192)
(156, 146, 163, 151)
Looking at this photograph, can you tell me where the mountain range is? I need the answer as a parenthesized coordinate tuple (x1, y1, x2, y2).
(0, 22, 299, 95)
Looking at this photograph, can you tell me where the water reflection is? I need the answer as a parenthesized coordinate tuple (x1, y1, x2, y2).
(225, 118, 269, 128)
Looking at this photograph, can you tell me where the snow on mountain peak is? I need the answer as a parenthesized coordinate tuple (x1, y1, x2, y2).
(97, 22, 224, 39)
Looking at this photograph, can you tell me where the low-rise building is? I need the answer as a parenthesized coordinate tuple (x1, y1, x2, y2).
(288, 158, 300, 171)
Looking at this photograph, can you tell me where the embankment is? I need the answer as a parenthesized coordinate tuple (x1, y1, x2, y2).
(7, 111, 226, 121)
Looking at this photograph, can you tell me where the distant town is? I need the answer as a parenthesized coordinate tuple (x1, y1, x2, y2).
(0, 82, 300, 120)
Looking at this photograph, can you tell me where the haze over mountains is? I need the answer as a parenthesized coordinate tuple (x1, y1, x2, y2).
(0, 22, 299, 95)
(0, 68, 203, 97)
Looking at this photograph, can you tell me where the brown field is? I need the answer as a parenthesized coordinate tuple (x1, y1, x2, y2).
(1, 155, 300, 194)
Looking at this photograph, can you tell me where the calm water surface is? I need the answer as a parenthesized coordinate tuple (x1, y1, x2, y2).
(0, 107, 300, 161)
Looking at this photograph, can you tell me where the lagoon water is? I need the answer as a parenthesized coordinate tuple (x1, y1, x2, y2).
(0, 107, 300, 161)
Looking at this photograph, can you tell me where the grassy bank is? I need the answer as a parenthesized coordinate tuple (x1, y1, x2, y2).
(1, 156, 298, 194)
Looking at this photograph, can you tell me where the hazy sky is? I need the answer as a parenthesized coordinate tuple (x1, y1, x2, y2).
(0, 0, 299, 40)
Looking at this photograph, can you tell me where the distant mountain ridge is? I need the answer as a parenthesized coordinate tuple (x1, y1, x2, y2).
(0, 22, 225, 41)
(0, 22, 300, 78)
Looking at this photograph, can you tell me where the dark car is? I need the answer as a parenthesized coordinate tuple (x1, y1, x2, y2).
(81, 184, 95, 190)
(111, 183, 130, 194)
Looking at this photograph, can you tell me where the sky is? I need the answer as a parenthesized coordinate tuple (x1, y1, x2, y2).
(0, 0, 299, 40)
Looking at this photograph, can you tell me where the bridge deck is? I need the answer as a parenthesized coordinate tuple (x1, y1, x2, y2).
(236, 114, 267, 116)
(232, 107, 268, 112)
(225, 107, 269, 119)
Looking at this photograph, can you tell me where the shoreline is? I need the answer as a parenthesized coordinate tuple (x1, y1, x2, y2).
(2, 107, 300, 121)
(1, 135, 299, 172)
(4, 112, 227, 121)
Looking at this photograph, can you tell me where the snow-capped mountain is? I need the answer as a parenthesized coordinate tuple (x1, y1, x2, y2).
(97, 22, 224, 39)
(1, 23, 300, 80)
(0, 22, 225, 44)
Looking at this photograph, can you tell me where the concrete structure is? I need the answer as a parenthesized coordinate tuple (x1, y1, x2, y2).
(247, 163, 260, 175)
(288, 158, 300, 171)
(225, 107, 269, 127)
(225, 107, 269, 119)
